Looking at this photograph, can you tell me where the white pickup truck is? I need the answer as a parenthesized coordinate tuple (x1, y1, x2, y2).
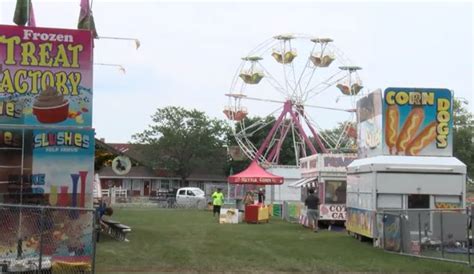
(175, 187, 207, 208)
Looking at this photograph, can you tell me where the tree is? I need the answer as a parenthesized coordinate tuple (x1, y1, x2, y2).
(453, 99, 474, 178)
(319, 122, 357, 153)
(133, 106, 229, 184)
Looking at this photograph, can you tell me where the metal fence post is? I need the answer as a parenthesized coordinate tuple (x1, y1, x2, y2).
(440, 212, 444, 258)
(399, 214, 404, 254)
(38, 207, 45, 272)
(382, 214, 386, 250)
(92, 209, 97, 274)
(466, 207, 471, 266)
(471, 206, 474, 267)
(418, 212, 422, 254)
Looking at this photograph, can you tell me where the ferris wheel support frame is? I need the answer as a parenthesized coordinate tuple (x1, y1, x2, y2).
(288, 104, 317, 154)
(266, 119, 292, 163)
(255, 100, 329, 164)
(301, 112, 329, 154)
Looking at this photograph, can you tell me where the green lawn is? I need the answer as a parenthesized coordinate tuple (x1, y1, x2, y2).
(95, 208, 471, 273)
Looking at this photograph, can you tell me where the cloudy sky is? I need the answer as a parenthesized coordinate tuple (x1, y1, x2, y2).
(0, 0, 472, 143)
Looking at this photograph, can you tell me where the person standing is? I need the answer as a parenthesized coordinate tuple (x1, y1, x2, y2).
(243, 191, 254, 206)
(211, 188, 225, 218)
(305, 188, 320, 232)
(257, 188, 265, 204)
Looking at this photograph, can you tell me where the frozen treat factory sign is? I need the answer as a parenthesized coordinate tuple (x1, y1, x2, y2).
(0, 25, 93, 127)
(383, 88, 453, 156)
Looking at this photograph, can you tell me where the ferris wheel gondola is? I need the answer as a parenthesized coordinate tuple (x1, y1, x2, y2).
(239, 56, 264, 84)
(309, 38, 336, 68)
(224, 34, 365, 165)
(336, 66, 363, 96)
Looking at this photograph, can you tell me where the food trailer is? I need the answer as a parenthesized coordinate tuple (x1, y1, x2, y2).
(294, 153, 357, 225)
(346, 88, 466, 243)
(346, 155, 466, 240)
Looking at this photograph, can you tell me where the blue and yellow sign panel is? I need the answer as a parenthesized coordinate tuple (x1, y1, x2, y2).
(382, 88, 453, 156)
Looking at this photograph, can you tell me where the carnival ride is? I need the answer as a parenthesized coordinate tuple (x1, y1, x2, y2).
(224, 34, 364, 166)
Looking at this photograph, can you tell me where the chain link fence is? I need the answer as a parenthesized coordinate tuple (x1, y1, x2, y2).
(0, 204, 96, 273)
(379, 208, 473, 266)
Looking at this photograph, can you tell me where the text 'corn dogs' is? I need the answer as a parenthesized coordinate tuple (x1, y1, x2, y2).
(436, 98, 450, 148)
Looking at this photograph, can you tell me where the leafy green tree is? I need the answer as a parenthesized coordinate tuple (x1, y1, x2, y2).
(318, 122, 357, 153)
(453, 99, 474, 178)
(133, 106, 229, 184)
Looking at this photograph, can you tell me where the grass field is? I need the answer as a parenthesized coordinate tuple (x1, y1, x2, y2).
(95, 208, 471, 273)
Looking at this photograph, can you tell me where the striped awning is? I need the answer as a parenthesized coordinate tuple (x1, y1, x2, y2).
(289, 177, 313, 188)
(303, 180, 318, 188)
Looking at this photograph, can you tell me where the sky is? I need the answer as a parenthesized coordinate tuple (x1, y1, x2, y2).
(0, 0, 472, 143)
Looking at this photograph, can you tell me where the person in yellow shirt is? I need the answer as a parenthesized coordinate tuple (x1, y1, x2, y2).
(211, 188, 225, 217)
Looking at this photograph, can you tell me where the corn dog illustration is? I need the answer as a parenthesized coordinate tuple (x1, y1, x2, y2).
(396, 107, 424, 154)
(405, 122, 437, 156)
(384, 105, 399, 154)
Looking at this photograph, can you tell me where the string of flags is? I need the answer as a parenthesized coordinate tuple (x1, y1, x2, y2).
(13, 0, 98, 37)
(12, 0, 139, 74)
(12, 0, 140, 50)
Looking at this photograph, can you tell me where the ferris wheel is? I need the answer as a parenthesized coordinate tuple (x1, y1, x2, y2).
(224, 34, 364, 166)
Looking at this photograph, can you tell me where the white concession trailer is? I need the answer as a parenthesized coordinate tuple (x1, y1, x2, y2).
(294, 153, 357, 225)
(346, 155, 466, 241)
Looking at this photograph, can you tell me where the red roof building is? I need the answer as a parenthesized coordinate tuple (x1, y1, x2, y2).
(95, 139, 227, 198)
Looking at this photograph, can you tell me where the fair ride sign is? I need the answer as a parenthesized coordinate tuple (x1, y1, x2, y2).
(0, 25, 93, 127)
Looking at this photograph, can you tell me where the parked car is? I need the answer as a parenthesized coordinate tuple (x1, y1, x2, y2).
(176, 187, 206, 209)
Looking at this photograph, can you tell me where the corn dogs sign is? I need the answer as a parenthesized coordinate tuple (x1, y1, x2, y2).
(382, 88, 453, 156)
